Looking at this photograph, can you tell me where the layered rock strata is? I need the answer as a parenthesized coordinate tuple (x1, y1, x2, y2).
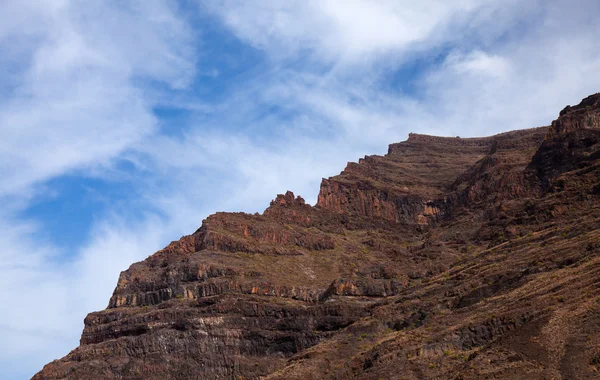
(35, 93, 600, 380)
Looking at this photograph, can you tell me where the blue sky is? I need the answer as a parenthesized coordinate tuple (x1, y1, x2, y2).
(1, 1, 599, 378)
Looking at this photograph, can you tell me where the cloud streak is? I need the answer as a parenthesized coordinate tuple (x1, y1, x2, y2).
(0, 0, 195, 196)
(205, 0, 511, 63)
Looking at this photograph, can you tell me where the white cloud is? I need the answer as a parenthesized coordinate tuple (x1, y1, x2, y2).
(0, 209, 173, 379)
(421, 2, 600, 137)
(205, 0, 513, 63)
(0, 0, 195, 197)
(445, 50, 512, 78)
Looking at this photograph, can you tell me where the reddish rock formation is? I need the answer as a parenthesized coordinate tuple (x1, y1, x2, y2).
(35, 93, 600, 380)
(552, 93, 600, 135)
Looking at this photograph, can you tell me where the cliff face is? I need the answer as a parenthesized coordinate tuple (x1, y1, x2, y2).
(35, 93, 600, 380)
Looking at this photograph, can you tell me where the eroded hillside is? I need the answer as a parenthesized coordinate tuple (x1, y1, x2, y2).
(35, 93, 600, 380)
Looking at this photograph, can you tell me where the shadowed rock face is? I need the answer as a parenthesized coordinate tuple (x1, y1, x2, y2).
(34, 93, 600, 380)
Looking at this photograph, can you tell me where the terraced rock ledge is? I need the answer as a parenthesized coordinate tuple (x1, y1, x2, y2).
(35, 93, 600, 379)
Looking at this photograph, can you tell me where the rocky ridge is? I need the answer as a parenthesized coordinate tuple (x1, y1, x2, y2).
(34, 93, 600, 379)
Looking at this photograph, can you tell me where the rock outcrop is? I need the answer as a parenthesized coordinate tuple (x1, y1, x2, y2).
(35, 93, 600, 380)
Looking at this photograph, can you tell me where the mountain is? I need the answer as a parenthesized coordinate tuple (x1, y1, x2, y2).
(34, 93, 600, 379)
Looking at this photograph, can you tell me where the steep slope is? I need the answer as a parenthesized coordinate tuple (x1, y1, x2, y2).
(34, 93, 600, 379)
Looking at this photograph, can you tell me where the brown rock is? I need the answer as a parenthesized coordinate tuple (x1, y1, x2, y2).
(34, 92, 600, 380)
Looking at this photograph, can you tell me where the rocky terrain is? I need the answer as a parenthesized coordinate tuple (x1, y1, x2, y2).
(35, 93, 600, 379)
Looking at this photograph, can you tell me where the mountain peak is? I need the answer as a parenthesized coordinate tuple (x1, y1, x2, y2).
(552, 92, 600, 134)
(269, 191, 306, 207)
(35, 93, 600, 380)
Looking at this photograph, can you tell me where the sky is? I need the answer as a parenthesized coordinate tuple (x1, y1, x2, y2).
(0, 0, 599, 378)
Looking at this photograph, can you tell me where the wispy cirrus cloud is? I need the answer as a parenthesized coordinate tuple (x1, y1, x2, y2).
(0, 0, 195, 197)
(204, 0, 511, 63)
